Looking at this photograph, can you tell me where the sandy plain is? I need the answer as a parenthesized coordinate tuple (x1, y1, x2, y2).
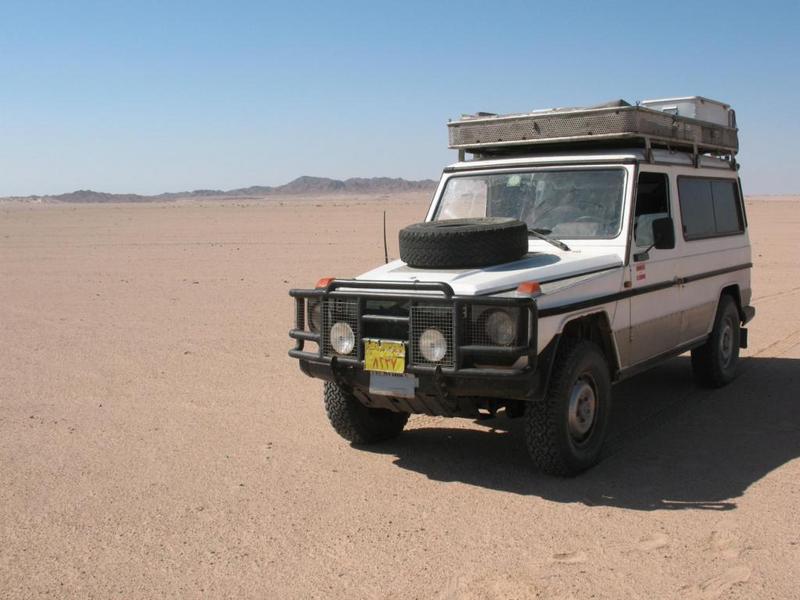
(1, 194, 798, 599)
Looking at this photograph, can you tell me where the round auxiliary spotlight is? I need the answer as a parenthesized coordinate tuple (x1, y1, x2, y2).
(419, 328, 447, 362)
(330, 321, 355, 355)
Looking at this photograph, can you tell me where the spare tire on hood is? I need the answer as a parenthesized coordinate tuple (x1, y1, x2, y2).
(398, 217, 529, 269)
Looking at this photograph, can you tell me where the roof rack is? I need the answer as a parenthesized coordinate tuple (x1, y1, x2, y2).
(448, 99, 738, 167)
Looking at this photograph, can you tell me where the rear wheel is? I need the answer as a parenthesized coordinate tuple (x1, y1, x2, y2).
(691, 295, 741, 388)
(323, 382, 409, 444)
(524, 340, 612, 476)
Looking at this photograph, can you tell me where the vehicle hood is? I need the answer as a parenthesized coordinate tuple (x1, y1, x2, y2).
(356, 250, 623, 296)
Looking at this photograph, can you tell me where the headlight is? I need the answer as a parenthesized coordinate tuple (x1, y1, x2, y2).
(419, 328, 447, 362)
(330, 321, 355, 354)
(485, 310, 516, 346)
(307, 301, 322, 332)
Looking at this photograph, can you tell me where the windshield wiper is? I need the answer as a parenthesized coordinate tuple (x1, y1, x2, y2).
(527, 228, 571, 251)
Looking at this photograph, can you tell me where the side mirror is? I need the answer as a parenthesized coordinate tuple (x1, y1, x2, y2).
(652, 217, 675, 250)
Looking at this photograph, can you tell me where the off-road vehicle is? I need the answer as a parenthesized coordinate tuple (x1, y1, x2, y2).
(289, 96, 755, 475)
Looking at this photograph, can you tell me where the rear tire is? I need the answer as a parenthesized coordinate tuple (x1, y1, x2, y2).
(524, 339, 612, 476)
(323, 382, 409, 444)
(691, 295, 741, 388)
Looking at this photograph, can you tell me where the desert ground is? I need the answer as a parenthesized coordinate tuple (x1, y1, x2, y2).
(1, 194, 798, 599)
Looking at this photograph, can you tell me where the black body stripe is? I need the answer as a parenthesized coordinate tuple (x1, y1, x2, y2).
(681, 263, 752, 284)
(538, 262, 752, 318)
(485, 265, 622, 296)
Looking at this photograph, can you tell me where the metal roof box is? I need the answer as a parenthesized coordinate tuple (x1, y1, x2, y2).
(640, 96, 735, 128)
(448, 98, 738, 158)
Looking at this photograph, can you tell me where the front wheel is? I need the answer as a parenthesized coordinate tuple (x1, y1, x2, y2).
(691, 295, 741, 388)
(524, 340, 612, 476)
(323, 382, 409, 444)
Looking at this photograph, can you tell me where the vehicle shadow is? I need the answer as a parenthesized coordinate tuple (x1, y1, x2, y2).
(365, 356, 800, 511)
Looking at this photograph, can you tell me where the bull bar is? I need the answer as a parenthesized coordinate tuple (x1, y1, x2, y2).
(288, 279, 539, 382)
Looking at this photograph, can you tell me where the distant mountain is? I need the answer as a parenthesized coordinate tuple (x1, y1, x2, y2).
(275, 176, 347, 194)
(1, 176, 437, 203)
(47, 190, 150, 203)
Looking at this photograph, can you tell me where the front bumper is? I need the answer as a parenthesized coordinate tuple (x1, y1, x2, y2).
(288, 279, 540, 412)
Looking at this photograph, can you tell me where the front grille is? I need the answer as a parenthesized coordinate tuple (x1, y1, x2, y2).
(410, 305, 455, 368)
(321, 298, 359, 357)
(362, 299, 410, 341)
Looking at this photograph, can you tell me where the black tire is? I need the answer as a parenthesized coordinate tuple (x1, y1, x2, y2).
(323, 382, 409, 444)
(524, 339, 612, 476)
(691, 295, 741, 388)
(398, 218, 528, 269)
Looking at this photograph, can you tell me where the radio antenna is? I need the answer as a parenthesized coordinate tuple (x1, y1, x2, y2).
(383, 211, 389, 264)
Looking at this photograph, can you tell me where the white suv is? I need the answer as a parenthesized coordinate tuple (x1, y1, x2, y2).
(289, 97, 755, 475)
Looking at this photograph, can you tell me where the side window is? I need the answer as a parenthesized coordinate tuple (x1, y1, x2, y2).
(678, 178, 716, 238)
(678, 177, 744, 240)
(634, 172, 670, 247)
(711, 180, 743, 234)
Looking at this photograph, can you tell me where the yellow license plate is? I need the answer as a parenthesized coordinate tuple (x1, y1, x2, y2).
(364, 339, 406, 374)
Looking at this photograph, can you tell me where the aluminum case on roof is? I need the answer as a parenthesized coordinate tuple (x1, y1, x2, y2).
(640, 96, 735, 127)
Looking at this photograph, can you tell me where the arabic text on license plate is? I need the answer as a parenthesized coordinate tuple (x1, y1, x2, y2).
(364, 339, 405, 374)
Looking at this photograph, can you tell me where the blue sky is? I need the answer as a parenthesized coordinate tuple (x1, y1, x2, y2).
(0, 0, 798, 196)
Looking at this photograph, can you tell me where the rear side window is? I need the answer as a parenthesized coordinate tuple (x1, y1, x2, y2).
(677, 177, 744, 240)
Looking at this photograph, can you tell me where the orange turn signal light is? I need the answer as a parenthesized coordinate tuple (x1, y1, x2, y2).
(516, 281, 542, 296)
(315, 276, 336, 289)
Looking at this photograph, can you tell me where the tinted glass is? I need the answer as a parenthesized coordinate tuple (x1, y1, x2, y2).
(678, 178, 716, 239)
(711, 180, 743, 234)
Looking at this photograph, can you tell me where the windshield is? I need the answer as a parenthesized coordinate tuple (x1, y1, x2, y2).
(435, 169, 626, 239)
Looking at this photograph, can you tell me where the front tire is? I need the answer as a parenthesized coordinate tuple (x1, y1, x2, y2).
(524, 340, 612, 476)
(323, 382, 409, 444)
(691, 295, 741, 388)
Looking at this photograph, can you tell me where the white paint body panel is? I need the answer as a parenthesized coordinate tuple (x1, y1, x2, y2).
(354, 153, 752, 372)
(357, 251, 623, 297)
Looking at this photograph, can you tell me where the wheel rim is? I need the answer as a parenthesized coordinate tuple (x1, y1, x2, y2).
(567, 375, 598, 442)
(719, 317, 734, 368)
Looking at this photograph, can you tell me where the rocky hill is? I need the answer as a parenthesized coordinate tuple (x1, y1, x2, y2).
(2, 176, 437, 202)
